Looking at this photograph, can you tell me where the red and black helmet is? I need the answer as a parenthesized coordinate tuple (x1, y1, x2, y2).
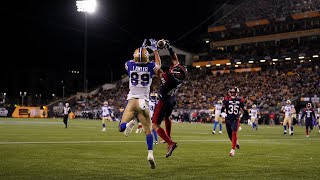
(228, 87, 239, 98)
(307, 103, 312, 108)
(170, 64, 187, 81)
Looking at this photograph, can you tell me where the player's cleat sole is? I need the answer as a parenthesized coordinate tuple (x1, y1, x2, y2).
(147, 154, 156, 169)
(148, 159, 156, 169)
(166, 143, 178, 158)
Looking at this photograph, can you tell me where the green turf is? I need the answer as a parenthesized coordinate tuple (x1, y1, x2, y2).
(0, 118, 319, 180)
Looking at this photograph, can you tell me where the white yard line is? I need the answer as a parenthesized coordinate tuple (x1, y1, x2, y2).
(0, 138, 319, 145)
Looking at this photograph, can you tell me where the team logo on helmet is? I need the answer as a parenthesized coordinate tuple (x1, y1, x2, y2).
(133, 47, 149, 63)
(170, 64, 187, 81)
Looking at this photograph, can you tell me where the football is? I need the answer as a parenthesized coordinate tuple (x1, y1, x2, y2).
(157, 39, 166, 49)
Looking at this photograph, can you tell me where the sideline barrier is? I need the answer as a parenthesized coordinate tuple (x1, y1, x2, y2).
(12, 106, 48, 118)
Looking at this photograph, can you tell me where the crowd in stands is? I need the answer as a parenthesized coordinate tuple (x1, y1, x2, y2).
(218, 0, 320, 27)
(73, 59, 320, 124)
(203, 36, 320, 62)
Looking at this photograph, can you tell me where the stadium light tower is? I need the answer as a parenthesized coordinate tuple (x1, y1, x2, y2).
(76, 0, 97, 92)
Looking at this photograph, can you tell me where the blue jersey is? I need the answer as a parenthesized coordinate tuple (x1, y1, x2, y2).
(223, 96, 245, 121)
(125, 60, 159, 101)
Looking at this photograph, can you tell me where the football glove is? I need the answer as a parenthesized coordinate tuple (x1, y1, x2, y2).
(148, 38, 158, 51)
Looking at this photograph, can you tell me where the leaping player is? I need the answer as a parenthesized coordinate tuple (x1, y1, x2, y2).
(118, 39, 161, 169)
(152, 40, 187, 158)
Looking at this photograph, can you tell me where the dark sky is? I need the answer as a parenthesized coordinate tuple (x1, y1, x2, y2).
(2, 0, 225, 99)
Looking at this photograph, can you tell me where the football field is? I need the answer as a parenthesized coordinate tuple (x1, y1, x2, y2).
(0, 118, 319, 180)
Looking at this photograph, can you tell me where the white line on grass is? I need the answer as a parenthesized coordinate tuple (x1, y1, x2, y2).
(0, 138, 319, 145)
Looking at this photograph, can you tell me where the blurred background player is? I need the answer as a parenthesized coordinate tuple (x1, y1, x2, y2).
(281, 100, 296, 135)
(152, 40, 187, 158)
(135, 120, 143, 133)
(118, 39, 160, 169)
(222, 87, 244, 157)
(101, 101, 112, 132)
(63, 103, 71, 128)
(212, 100, 223, 134)
(301, 103, 316, 137)
(149, 92, 159, 144)
(249, 104, 260, 131)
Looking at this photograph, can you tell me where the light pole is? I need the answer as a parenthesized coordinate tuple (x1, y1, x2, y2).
(3, 93, 6, 104)
(61, 81, 65, 99)
(76, 0, 97, 92)
(20, 92, 27, 106)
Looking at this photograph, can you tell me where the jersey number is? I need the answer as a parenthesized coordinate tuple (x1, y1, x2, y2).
(130, 72, 150, 87)
(228, 104, 240, 115)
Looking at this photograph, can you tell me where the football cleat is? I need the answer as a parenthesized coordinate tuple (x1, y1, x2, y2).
(160, 140, 167, 144)
(147, 153, 156, 169)
(236, 142, 240, 149)
(124, 121, 135, 137)
(212, 131, 216, 134)
(219, 131, 222, 134)
(318, 130, 320, 134)
(284, 131, 287, 135)
(306, 135, 309, 138)
(102, 128, 106, 132)
(291, 132, 294, 136)
(153, 141, 159, 145)
(229, 149, 235, 157)
(166, 143, 178, 158)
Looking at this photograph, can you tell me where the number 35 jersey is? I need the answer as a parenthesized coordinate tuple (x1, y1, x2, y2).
(223, 96, 245, 121)
(125, 60, 159, 101)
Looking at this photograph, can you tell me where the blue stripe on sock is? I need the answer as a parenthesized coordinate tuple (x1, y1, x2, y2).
(119, 123, 127, 132)
(146, 134, 153, 150)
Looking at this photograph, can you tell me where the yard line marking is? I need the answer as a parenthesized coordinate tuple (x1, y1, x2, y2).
(0, 138, 319, 145)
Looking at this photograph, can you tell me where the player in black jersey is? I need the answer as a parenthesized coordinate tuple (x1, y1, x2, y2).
(152, 41, 187, 158)
(222, 87, 245, 157)
(301, 103, 316, 137)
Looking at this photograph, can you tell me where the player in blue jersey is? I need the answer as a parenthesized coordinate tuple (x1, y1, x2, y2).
(152, 41, 187, 158)
(212, 100, 223, 134)
(301, 103, 316, 137)
(222, 87, 244, 157)
(118, 39, 161, 169)
(101, 101, 112, 132)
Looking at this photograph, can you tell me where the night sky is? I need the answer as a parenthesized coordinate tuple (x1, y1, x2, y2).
(2, 0, 225, 99)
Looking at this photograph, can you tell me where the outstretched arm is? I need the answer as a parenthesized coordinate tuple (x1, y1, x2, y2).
(166, 42, 179, 66)
(148, 39, 162, 69)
